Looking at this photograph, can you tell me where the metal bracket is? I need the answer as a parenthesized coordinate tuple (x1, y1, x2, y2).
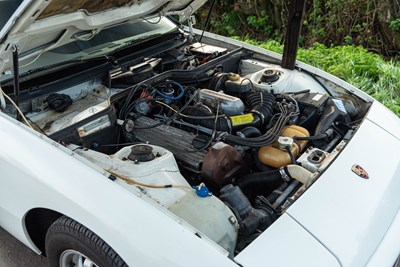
(279, 168, 291, 182)
(187, 15, 196, 37)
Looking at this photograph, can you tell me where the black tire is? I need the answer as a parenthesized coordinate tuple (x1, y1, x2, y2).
(45, 216, 128, 267)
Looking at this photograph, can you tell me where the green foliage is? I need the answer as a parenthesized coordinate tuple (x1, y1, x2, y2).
(197, 0, 400, 55)
(343, 36, 353, 45)
(390, 19, 400, 31)
(242, 38, 400, 116)
(303, 0, 379, 49)
(210, 12, 241, 37)
(246, 11, 273, 36)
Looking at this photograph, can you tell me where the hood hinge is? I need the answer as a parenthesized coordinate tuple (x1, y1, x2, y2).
(187, 15, 196, 38)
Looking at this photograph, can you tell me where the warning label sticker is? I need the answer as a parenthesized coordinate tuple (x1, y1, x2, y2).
(230, 114, 254, 126)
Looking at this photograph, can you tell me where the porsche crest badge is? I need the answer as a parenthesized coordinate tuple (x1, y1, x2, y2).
(351, 164, 369, 179)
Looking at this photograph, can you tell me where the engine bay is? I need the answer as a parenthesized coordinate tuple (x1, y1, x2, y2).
(2, 35, 371, 256)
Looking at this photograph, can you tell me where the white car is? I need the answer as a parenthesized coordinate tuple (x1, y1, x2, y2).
(1, 1, 400, 267)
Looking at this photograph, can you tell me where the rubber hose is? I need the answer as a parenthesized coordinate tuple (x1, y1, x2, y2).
(209, 73, 229, 91)
(238, 126, 262, 138)
(237, 165, 313, 197)
(237, 169, 284, 197)
(246, 92, 275, 124)
(183, 92, 275, 133)
(294, 128, 333, 141)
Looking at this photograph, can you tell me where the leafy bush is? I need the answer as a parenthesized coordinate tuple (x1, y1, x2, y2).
(390, 19, 400, 31)
(196, 0, 400, 56)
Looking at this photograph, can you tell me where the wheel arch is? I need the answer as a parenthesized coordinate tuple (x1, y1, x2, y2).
(24, 208, 64, 255)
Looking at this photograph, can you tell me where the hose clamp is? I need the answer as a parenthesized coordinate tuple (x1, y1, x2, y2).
(250, 110, 265, 125)
(279, 168, 291, 182)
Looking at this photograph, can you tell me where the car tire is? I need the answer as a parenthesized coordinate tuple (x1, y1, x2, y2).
(45, 216, 128, 267)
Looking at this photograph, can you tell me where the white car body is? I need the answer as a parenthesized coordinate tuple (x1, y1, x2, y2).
(0, 1, 399, 266)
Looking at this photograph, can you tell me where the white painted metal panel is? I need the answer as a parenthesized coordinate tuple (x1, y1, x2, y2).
(287, 117, 400, 266)
(235, 214, 340, 267)
(0, 112, 237, 267)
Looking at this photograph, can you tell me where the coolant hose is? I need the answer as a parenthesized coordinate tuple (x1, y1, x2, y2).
(284, 165, 313, 185)
(237, 165, 313, 196)
(237, 169, 284, 196)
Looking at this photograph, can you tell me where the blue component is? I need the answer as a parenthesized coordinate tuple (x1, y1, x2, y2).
(92, 143, 100, 149)
(193, 183, 212, 198)
(156, 81, 185, 101)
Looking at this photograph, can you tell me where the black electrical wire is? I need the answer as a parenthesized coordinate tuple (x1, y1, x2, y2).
(293, 131, 332, 141)
(133, 91, 199, 130)
(297, 109, 317, 126)
(119, 84, 148, 119)
(123, 94, 155, 119)
(285, 146, 297, 164)
(224, 103, 293, 147)
(302, 69, 334, 96)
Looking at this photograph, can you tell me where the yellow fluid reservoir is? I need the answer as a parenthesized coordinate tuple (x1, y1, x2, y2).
(258, 125, 310, 168)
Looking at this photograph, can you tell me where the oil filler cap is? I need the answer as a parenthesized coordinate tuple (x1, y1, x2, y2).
(128, 145, 155, 162)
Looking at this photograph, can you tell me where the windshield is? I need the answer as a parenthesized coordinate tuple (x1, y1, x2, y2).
(9, 17, 178, 80)
(0, 0, 23, 30)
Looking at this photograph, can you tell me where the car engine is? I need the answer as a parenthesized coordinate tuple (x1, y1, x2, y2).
(1, 38, 370, 256)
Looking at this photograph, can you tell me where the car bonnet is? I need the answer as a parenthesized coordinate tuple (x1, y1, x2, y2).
(286, 105, 400, 266)
(0, 0, 206, 76)
(236, 103, 400, 266)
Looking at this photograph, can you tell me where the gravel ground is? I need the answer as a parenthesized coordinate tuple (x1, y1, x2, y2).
(0, 227, 47, 267)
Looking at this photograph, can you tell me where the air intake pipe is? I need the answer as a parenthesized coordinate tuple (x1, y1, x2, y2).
(183, 92, 275, 132)
(314, 99, 350, 136)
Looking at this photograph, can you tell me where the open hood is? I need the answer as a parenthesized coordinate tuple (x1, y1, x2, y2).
(0, 0, 206, 75)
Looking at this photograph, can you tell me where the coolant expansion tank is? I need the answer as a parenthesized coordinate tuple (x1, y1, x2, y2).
(258, 125, 309, 168)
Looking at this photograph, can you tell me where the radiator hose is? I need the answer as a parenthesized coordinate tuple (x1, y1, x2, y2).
(237, 165, 313, 196)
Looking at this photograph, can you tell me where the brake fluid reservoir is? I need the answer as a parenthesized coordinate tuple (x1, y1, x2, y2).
(258, 125, 309, 168)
